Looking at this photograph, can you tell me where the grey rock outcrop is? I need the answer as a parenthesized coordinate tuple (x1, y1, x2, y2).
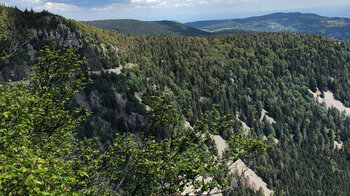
(26, 44, 36, 61)
(127, 112, 147, 131)
(1, 65, 33, 82)
(84, 45, 103, 71)
(35, 16, 81, 46)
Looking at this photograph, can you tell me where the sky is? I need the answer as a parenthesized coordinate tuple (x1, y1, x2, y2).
(2, 0, 350, 22)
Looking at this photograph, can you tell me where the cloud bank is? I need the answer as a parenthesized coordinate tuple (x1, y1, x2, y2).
(2, 0, 350, 22)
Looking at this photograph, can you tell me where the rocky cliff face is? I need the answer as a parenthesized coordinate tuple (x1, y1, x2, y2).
(0, 13, 115, 82)
(1, 15, 80, 83)
(0, 10, 147, 144)
(213, 135, 273, 196)
(35, 16, 81, 46)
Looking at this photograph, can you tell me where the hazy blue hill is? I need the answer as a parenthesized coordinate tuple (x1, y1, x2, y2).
(210, 29, 252, 34)
(184, 19, 228, 29)
(85, 19, 210, 36)
(186, 12, 350, 41)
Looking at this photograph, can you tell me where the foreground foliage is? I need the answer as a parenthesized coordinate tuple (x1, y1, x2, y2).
(100, 96, 266, 195)
(0, 43, 266, 194)
(4, 6, 350, 195)
(0, 45, 96, 194)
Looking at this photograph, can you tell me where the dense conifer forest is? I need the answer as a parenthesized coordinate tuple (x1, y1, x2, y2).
(87, 32, 350, 195)
(2, 5, 350, 195)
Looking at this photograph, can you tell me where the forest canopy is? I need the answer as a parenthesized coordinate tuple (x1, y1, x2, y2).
(0, 42, 266, 195)
(2, 6, 350, 195)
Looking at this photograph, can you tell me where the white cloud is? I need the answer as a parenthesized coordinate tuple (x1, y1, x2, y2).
(35, 1, 80, 11)
(149, 1, 168, 8)
(91, 3, 117, 11)
(157, 1, 167, 7)
(158, 1, 167, 5)
(19, 0, 41, 3)
(130, 0, 195, 8)
(212, 0, 260, 3)
(129, 0, 169, 8)
(4, 0, 81, 12)
(131, 0, 162, 3)
(174, 2, 190, 7)
(5, 0, 350, 22)
(5, 0, 42, 7)
(133, 5, 142, 9)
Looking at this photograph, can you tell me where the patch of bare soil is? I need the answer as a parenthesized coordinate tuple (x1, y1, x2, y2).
(309, 89, 350, 116)
(334, 140, 343, 150)
(260, 109, 276, 124)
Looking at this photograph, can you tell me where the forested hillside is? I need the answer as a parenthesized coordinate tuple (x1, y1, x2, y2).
(103, 32, 350, 195)
(85, 19, 210, 36)
(186, 12, 350, 41)
(2, 5, 350, 195)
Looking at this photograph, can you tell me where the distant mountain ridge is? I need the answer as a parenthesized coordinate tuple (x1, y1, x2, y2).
(186, 12, 350, 41)
(85, 13, 350, 41)
(84, 19, 210, 36)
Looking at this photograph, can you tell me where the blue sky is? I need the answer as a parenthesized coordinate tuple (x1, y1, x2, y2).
(2, 0, 350, 22)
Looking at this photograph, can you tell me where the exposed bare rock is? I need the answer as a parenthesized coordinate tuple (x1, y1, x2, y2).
(309, 89, 350, 116)
(88, 90, 102, 108)
(101, 44, 108, 56)
(212, 135, 228, 157)
(2, 65, 33, 82)
(124, 63, 136, 69)
(109, 44, 119, 56)
(42, 29, 50, 41)
(334, 140, 343, 150)
(104, 63, 134, 75)
(241, 121, 251, 136)
(182, 116, 272, 195)
(88, 62, 133, 75)
(127, 112, 147, 131)
(42, 16, 52, 25)
(184, 121, 192, 129)
(57, 25, 80, 46)
(40, 16, 81, 46)
(260, 109, 276, 124)
(199, 96, 210, 103)
(74, 93, 91, 111)
(115, 92, 127, 109)
(236, 113, 251, 136)
(84, 46, 103, 71)
(95, 117, 113, 146)
(152, 84, 157, 91)
(134, 92, 150, 111)
(105, 66, 123, 74)
(182, 176, 222, 196)
(6, 80, 29, 85)
(229, 160, 273, 196)
(0, 72, 5, 85)
(8, 16, 86, 83)
(100, 43, 119, 57)
(26, 44, 37, 61)
(308, 88, 321, 98)
(88, 71, 102, 75)
(134, 92, 142, 103)
(207, 135, 273, 195)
